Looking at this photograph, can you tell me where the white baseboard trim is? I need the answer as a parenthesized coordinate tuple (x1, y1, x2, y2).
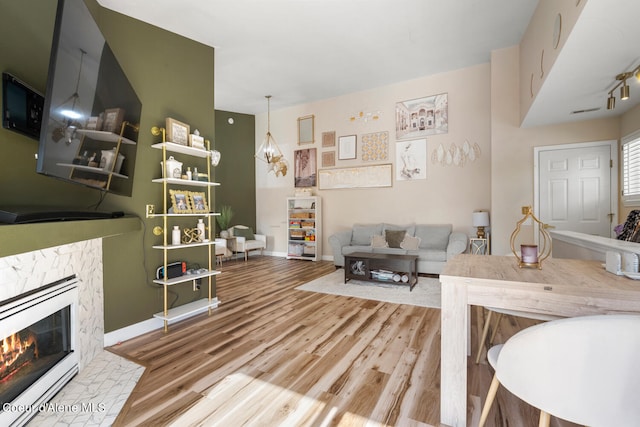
(104, 298, 220, 347)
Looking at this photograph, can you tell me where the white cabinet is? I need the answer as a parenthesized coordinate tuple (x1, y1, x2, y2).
(149, 137, 221, 332)
(286, 196, 321, 261)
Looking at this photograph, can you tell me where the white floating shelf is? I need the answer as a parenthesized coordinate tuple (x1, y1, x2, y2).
(152, 178, 220, 187)
(152, 142, 210, 158)
(76, 129, 137, 145)
(153, 297, 220, 323)
(152, 241, 218, 250)
(153, 269, 220, 286)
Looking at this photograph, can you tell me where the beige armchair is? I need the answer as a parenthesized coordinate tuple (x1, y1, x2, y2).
(215, 238, 232, 265)
(227, 225, 266, 261)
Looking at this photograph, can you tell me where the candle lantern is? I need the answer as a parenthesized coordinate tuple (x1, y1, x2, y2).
(510, 206, 551, 269)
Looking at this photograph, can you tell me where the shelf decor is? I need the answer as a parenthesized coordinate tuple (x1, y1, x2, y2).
(189, 191, 208, 214)
(166, 117, 190, 146)
(170, 189, 192, 214)
(510, 206, 551, 269)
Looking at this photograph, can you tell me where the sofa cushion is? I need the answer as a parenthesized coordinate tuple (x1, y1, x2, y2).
(414, 224, 452, 249)
(400, 234, 421, 250)
(413, 248, 447, 262)
(371, 234, 388, 248)
(385, 229, 406, 248)
(234, 226, 255, 240)
(373, 247, 408, 255)
(343, 245, 373, 256)
(351, 223, 383, 245)
(383, 223, 416, 237)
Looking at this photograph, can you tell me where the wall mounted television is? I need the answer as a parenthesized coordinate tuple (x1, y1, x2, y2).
(2, 72, 45, 140)
(37, 0, 142, 197)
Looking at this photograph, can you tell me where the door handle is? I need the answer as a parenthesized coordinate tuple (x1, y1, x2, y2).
(543, 223, 556, 229)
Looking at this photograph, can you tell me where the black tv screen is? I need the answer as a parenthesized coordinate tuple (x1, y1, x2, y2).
(37, 0, 142, 197)
(2, 72, 44, 140)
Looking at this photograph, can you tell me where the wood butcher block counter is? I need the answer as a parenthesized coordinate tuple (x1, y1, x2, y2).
(439, 254, 640, 427)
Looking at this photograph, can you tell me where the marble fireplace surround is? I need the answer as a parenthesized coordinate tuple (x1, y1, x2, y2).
(0, 239, 104, 370)
(0, 216, 140, 370)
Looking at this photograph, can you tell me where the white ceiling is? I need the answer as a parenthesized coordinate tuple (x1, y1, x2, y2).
(96, 0, 640, 126)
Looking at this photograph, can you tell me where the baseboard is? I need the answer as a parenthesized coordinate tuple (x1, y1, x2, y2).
(104, 297, 220, 347)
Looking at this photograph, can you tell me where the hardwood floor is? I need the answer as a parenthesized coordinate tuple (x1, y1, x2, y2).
(108, 256, 579, 426)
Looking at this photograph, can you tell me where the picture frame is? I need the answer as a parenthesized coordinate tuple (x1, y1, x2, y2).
(338, 135, 357, 160)
(322, 151, 335, 167)
(294, 148, 317, 188)
(188, 191, 209, 214)
(169, 189, 192, 214)
(396, 93, 448, 140)
(297, 115, 314, 145)
(322, 131, 336, 147)
(318, 164, 393, 190)
(166, 117, 190, 146)
(102, 108, 125, 133)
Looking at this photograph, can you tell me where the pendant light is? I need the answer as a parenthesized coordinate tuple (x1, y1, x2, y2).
(255, 95, 284, 165)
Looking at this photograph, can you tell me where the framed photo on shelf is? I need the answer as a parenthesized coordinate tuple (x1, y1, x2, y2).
(166, 117, 190, 146)
(102, 108, 125, 133)
(170, 189, 192, 214)
(338, 135, 357, 160)
(189, 191, 209, 214)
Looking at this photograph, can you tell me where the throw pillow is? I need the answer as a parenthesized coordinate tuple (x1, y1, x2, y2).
(371, 234, 388, 248)
(234, 227, 255, 240)
(400, 234, 421, 250)
(385, 230, 406, 248)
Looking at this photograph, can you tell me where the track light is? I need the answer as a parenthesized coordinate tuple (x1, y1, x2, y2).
(621, 81, 630, 100)
(606, 65, 640, 110)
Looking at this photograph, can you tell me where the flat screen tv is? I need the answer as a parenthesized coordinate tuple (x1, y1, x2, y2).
(37, 0, 142, 197)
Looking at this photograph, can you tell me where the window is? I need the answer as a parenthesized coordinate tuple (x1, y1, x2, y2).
(622, 130, 640, 205)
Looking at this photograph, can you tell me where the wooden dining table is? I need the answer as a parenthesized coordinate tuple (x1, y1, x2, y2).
(439, 254, 640, 427)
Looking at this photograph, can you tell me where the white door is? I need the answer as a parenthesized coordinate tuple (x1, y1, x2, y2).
(536, 141, 617, 237)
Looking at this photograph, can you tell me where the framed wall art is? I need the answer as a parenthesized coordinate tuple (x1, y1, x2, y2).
(322, 151, 335, 167)
(294, 147, 317, 187)
(298, 115, 314, 145)
(361, 131, 389, 161)
(396, 93, 448, 140)
(322, 131, 336, 147)
(396, 139, 427, 180)
(338, 135, 357, 160)
(318, 164, 392, 190)
(166, 117, 190, 146)
(170, 189, 191, 213)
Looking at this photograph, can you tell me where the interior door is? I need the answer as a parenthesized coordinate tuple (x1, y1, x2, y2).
(536, 142, 616, 237)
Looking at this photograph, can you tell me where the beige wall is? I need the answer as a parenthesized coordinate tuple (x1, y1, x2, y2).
(255, 64, 492, 257)
(491, 45, 621, 255)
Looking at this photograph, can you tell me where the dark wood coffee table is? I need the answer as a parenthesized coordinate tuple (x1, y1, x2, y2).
(344, 252, 419, 291)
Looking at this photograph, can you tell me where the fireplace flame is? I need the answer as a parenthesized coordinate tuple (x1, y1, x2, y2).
(1, 331, 39, 381)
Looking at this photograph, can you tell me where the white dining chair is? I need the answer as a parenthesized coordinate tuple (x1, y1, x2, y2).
(474, 306, 563, 364)
(479, 314, 640, 427)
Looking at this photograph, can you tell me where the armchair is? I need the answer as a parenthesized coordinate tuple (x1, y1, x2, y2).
(227, 225, 266, 261)
(215, 238, 232, 265)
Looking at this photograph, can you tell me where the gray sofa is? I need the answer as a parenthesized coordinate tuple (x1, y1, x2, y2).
(328, 223, 468, 274)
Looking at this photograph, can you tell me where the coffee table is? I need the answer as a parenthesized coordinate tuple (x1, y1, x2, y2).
(344, 252, 419, 291)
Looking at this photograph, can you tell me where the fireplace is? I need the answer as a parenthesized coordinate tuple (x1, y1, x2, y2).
(0, 275, 79, 426)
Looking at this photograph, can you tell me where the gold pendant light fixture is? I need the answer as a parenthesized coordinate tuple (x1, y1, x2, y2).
(255, 95, 288, 176)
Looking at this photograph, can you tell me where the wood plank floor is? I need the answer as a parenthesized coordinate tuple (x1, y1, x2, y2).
(108, 256, 580, 427)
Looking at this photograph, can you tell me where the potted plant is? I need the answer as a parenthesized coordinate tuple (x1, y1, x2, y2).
(216, 205, 234, 237)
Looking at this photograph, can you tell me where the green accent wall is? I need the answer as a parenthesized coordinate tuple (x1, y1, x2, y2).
(0, 0, 216, 332)
(214, 111, 256, 232)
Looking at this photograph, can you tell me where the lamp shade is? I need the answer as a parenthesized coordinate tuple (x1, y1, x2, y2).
(472, 211, 490, 227)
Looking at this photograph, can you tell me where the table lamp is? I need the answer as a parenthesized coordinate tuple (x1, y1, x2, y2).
(472, 211, 490, 238)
